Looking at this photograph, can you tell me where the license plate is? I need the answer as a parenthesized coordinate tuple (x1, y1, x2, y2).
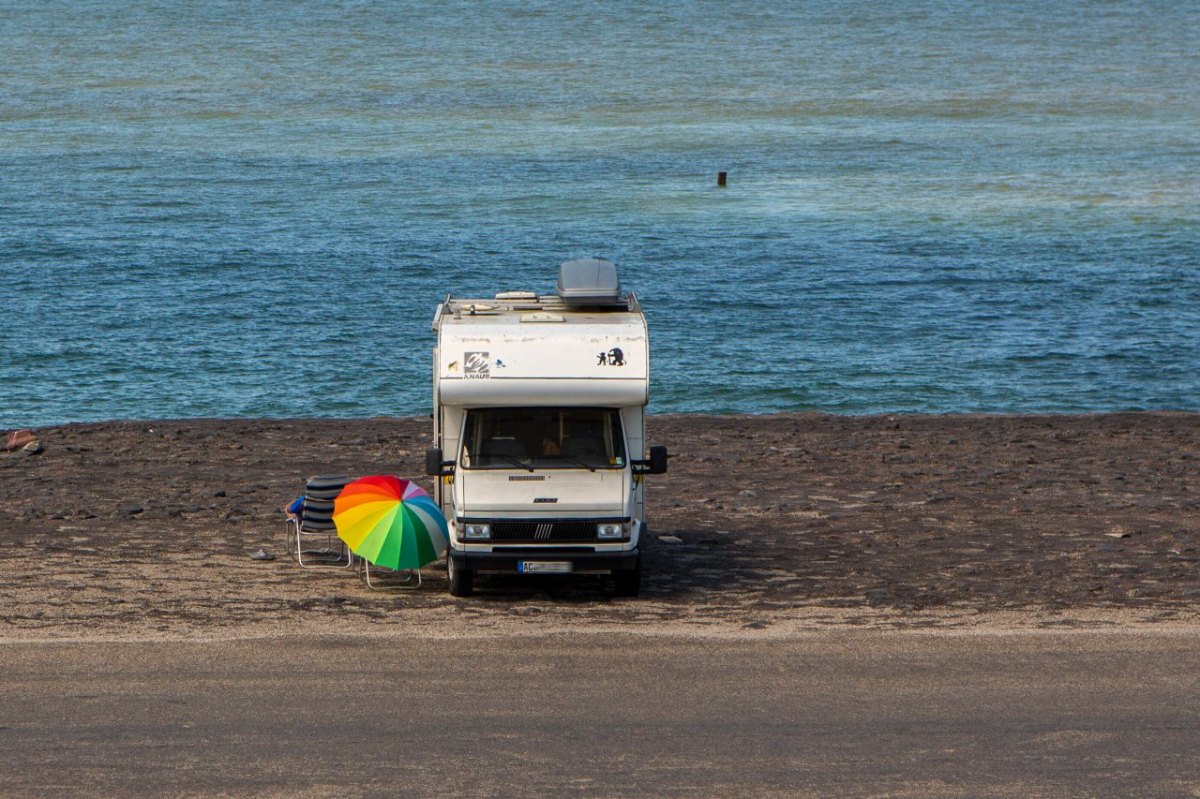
(519, 561, 572, 574)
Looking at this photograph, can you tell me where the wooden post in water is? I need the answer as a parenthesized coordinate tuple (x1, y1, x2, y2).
(717, 171, 728, 187)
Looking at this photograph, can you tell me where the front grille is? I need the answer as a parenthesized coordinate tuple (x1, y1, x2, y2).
(492, 520, 598, 543)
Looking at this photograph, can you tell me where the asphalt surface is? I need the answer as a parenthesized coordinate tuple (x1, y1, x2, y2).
(2, 630, 1199, 798)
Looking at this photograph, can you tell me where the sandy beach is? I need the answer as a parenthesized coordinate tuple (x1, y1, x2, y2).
(2, 412, 1199, 640)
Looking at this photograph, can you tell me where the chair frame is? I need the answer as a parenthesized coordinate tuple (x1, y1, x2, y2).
(358, 557, 422, 589)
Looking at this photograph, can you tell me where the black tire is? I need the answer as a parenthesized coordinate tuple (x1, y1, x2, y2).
(613, 557, 641, 597)
(448, 554, 474, 597)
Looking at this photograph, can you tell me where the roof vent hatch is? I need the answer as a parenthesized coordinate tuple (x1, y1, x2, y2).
(556, 259, 622, 307)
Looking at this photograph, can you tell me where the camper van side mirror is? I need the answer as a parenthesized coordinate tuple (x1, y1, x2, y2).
(648, 445, 668, 475)
(424, 447, 444, 477)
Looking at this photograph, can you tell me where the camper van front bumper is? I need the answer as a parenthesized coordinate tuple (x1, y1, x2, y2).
(449, 548, 639, 576)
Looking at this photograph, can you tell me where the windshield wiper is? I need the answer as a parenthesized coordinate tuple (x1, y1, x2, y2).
(493, 455, 534, 472)
(558, 456, 597, 472)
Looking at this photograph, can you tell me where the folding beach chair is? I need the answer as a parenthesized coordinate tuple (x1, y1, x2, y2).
(285, 474, 354, 568)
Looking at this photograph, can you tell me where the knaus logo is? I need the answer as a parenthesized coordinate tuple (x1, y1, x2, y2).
(464, 351, 491, 378)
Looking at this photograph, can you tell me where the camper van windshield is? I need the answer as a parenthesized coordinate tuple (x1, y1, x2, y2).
(461, 407, 626, 470)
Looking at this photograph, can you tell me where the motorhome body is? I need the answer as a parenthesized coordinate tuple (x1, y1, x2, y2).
(427, 260, 667, 596)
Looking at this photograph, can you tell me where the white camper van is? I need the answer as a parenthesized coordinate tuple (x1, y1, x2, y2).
(426, 259, 668, 597)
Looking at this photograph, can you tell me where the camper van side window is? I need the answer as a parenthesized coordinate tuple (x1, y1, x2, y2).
(461, 408, 626, 470)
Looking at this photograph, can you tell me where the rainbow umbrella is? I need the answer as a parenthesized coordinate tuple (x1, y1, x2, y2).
(333, 476, 448, 571)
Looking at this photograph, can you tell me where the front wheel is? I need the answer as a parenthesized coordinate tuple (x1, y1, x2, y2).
(613, 557, 641, 597)
(448, 553, 474, 597)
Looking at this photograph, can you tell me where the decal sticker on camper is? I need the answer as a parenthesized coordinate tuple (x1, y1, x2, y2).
(597, 347, 625, 366)
(464, 351, 491, 378)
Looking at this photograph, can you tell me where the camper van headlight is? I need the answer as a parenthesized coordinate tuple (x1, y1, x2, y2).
(596, 522, 628, 540)
(462, 523, 492, 540)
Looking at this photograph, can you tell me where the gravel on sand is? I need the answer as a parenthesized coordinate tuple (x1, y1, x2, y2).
(2, 413, 1198, 640)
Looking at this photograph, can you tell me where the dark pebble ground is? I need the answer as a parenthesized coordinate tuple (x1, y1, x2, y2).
(2, 412, 1198, 637)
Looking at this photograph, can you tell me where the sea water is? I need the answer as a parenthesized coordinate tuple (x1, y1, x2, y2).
(2, 0, 1198, 426)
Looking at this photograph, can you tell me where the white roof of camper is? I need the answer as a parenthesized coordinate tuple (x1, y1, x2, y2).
(433, 293, 648, 407)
